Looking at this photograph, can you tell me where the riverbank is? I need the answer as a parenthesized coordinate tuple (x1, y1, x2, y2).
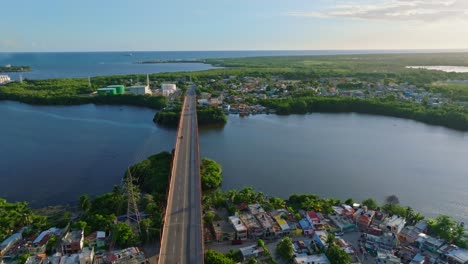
(1, 152, 466, 264)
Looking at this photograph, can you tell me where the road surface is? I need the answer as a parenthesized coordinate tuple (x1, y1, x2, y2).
(158, 86, 204, 264)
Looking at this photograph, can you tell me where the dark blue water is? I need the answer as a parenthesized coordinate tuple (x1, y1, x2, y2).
(1, 50, 463, 80)
(1, 101, 467, 224)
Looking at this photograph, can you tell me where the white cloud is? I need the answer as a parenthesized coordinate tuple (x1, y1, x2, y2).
(286, 0, 468, 22)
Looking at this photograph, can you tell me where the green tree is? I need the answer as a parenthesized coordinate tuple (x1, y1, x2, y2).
(204, 249, 235, 264)
(79, 194, 91, 214)
(112, 222, 138, 248)
(361, 198, 379, 210)
(225, 249, 243, 263)
(17, 253, 30, 264)
(203, 211, 216, 225)
(276, 237, 294, 261)
(344, 198, 355, 206)
(200, 158, 223, 192)
(326, 245, 352, 264)
(385, 195, 400, 205)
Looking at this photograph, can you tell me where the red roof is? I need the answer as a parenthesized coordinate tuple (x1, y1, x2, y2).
(307, 211, 320, 221)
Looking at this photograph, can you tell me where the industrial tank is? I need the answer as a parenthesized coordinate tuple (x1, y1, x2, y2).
(107, 85, 125, 94)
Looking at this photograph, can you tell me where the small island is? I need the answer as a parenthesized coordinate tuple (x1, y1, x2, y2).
(154, 105, 227, 127)
(134, 59, 205, 64)
(0, 65, 31, 72)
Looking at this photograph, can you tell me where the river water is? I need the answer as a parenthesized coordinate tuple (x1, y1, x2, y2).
(0, 101, 467, 223)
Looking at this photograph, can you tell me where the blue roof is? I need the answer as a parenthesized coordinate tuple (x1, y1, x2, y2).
(1, 233, 22, 248)
(299, 219, 313, 230)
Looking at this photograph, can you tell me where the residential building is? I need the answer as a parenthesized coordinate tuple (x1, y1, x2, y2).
(294, 253, 330, 264)
(376, 252, 402, 264)
(0, 232, 22, 256)
(328, 213, 356, 232)
(399, 226, 423, 244)
(228, 216, 248, 240)
(44, 255, 61, 264)
(161, 83, 177, 96)
(61, 230, 84, 254)
(410, 253, 425, 264)
(306, 211, 321, 226)
(272, 215, 291, 236)
(239, 245, 264, 261)
(28, 229, 53, 254)
(212, 220, 235, 242)
(60, 254, 80, 264)
(415, 234, 445, 253)
(104, 247, 146, 264)
(380, 215, 406, 234)
(298, 219, 314, 235)
(239, 213, 264, 238)
(79, 247, 94, 264)
(444, 248, 468, 264)
(313, 230, 329, 250)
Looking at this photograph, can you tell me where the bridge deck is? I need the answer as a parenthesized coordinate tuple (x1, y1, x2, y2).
(158, 87, 203, 264)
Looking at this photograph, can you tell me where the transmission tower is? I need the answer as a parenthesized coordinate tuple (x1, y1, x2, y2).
(125, 168, 141, 234)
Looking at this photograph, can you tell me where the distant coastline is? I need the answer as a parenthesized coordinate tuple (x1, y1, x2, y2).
(0, 65, 31, 72)
(134, 59, 206, 64)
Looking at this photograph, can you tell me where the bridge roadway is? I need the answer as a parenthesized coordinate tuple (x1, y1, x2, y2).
(158, 86, 204, 264)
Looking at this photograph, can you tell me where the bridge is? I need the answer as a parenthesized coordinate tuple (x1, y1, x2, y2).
(158, 86, 204, 264)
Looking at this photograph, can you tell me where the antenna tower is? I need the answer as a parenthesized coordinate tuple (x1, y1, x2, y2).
(125, 168, 141, 234)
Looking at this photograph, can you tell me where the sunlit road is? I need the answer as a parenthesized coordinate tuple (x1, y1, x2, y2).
(158, 86, 203, 264)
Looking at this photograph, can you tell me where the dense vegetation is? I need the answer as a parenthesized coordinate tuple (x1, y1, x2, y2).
(0, 79, 166, 109)
(206, 53, 468, 86)
(154, 105, 227, 127)
(200, 158, 223, 192)
(0, 65, 30, 72)
(0, 199, 47, 242)
(261, 96, 468, 131)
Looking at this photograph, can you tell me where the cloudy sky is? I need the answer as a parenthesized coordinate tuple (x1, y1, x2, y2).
(1, 0, 467, 51)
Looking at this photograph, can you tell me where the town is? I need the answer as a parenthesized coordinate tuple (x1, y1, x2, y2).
(1, 192, 467, 264)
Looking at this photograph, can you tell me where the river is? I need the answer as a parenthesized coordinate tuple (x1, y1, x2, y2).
(0, 101, 467, 223)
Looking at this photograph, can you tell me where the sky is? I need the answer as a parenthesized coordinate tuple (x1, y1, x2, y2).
(1, 0, 468, 51)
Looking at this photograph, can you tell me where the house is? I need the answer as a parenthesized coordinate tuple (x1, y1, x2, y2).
(445, 248, 468, 264)
(239, 245, 264, 261)
(44, 255, 61, 264)
(410, 253, 425, 264)
(0, 232, 22, 256)
(353, 208, 375, 230)
(29, 229, 53, 254)
(104, 247, 146, 264)
(60, 254, 80, 264)
(272, 215, 291, 236)
(61, 230, 84, 254)
(212, 220, 235, 242)
(398, 226, 423, 244)
(298, 219, 314, 235)
(313, 230, 329, 250)
(294, 253, 330, 264)
(306, 211, 321, 226)
(380, 215, 406, 234)
(228, 216, 248, 240)
(79, 247, 94, 264)
(365, 233, 399, 251)
(415, 233, 445, 253)
(328, 214, 356, 232)
(25, 254, 46, 264)
(239, 213, 264, 238)
(293, 240, 310, 254)
(376, 252, 402, 264)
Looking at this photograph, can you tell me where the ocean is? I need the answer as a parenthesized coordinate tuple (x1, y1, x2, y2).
(1, 50, 463, 80)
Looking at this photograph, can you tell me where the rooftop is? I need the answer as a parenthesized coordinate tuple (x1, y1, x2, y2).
(239, 213, 262, 229)
(294, 253, 330, 264)
(62, 230, 83, 244)
(228, 216, 247, 232)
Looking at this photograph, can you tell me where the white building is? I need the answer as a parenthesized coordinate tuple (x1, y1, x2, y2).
(228, 216, 248, 240)
(161, 83, 177, 96)
(127, 85, 151, 95)
(294, 254, 330, 264)
(0, 75, 11, 85)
